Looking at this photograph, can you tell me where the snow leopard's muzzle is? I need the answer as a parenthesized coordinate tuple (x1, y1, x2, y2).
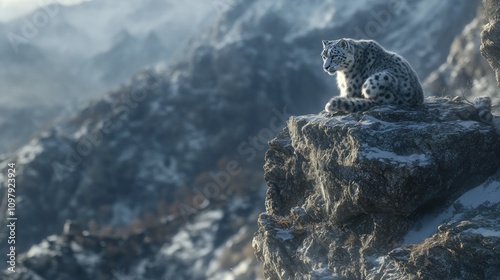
(323, 57, 338, 75)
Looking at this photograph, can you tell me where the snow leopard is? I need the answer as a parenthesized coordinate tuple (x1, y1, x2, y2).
(321, 38, 424, 113)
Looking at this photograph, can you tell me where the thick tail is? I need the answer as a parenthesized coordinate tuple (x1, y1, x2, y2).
(325, 97, 376, 113)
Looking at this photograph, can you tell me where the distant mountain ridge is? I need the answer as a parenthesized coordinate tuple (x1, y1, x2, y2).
(0, 0, 215, 106)
(0, 0, 217, 153)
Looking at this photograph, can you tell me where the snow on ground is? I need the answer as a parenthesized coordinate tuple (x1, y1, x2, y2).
(16, 139, 44, 165)
(161, 209, 223, 260)
(403, 174, 500, 245)
(402, 206, 454, 246)
(463, 228, 500, 237)
(71, 242, 102, 276)
(359, 146, 431, 166)
(456, 179, 500, 207)
(138, 151, 185, 185)
(358, 115, 398, 129)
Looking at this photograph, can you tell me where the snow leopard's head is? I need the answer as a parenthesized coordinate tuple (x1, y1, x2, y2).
(321, 39, 355, 75)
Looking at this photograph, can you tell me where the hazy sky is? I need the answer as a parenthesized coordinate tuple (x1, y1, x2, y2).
(0, 0, 90, 22)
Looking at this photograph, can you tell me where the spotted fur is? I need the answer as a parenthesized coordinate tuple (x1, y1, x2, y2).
(473, 96, 493, 123)
(322, 38, 424, 113)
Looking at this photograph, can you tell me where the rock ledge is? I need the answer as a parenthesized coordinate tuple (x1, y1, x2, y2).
(253, 98, 500, 279)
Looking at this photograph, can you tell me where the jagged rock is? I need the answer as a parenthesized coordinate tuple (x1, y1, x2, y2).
(424, 16, 498, 99)
(264, 98, 498, 222)
(481, 0, 500, 87)
(253, 98, 500, 279)
(388, 203, 500, 279)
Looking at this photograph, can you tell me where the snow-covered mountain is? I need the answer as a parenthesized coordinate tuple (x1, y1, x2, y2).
(0, 0, 218, 153)
(0, 0, 490, 279)
(0, 0, 216, 106)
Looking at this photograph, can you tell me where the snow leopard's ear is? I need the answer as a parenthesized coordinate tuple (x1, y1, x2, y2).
(322, 40, 329, 48)
(339, 39, 348, 49)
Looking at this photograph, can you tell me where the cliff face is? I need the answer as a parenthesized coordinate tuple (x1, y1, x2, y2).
(253, 98, 500, 279)
(423, 16, 498, 100)
(481, 0, 500, 87)
(425, 0, 500, 105)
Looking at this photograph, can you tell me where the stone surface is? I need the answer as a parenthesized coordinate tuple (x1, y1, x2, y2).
(481, 0, 500, 87)
(424, 17, 498, 99)
(389, 203, 500, 280)
(253, 98, 500, 279)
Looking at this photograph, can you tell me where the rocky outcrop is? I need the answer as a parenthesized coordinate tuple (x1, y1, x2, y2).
(389, 201, 500, 279)
(424, 17, 498, 99)
(253, 98, 500, 279)
(424, 0, 500, 106)
(481, 0, 500, 87)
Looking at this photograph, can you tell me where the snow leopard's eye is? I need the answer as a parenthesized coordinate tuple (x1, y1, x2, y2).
(321, 50, 328, 59)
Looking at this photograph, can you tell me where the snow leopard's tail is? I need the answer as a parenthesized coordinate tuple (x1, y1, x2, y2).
(473, 96, 493, 123)
(325, 97, 376, 113)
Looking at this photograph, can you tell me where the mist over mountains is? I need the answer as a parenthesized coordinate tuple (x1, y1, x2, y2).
(0, 0, 219, 106)
(0, 0, 222, 152)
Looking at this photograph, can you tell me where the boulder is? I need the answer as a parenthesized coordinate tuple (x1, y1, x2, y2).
(253, 98, 500, 279)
